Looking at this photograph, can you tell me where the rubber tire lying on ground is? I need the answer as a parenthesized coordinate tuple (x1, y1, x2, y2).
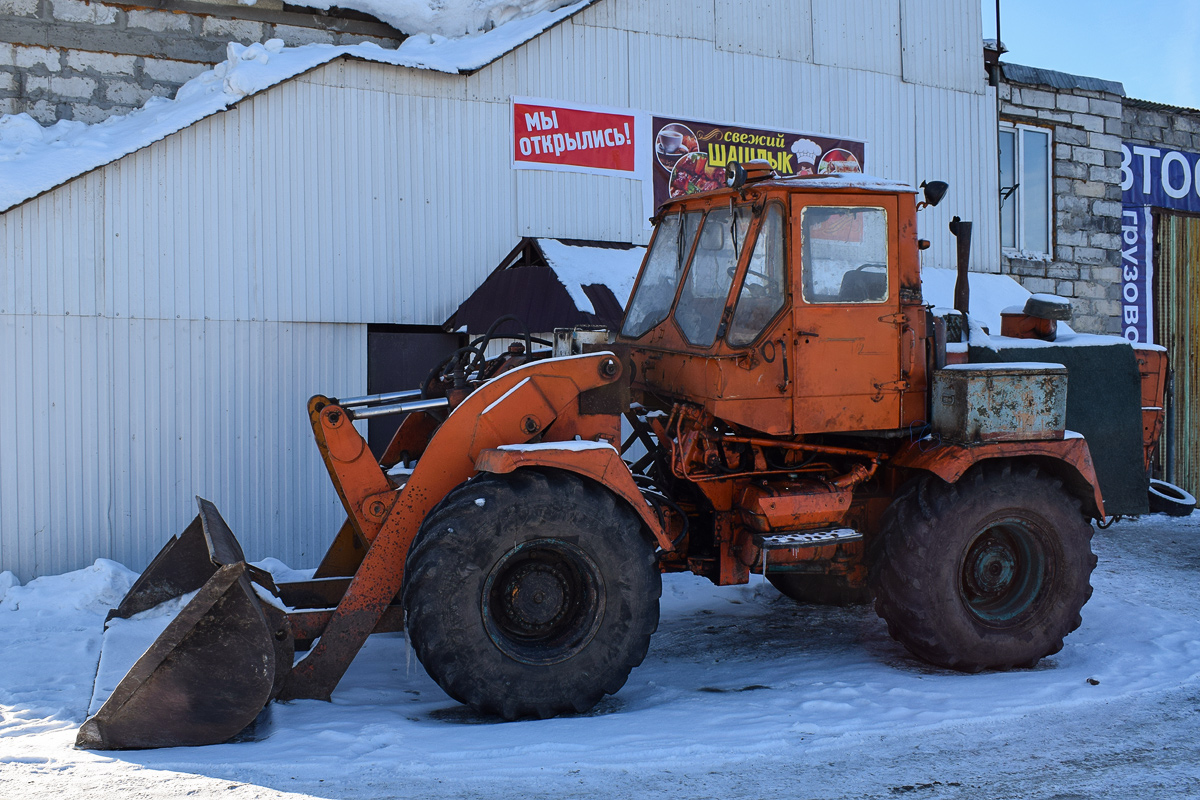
(767, 573, 870, 606)
(402, 468, 661, 720)
(870, 461, 1096, 671)
(1148, 478, 1197, 517)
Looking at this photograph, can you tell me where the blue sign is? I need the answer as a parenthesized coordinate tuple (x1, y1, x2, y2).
(1119, 206, 1153, 343)
(1122, 143, 1200, 213)
(1119, 142, 1200, 344)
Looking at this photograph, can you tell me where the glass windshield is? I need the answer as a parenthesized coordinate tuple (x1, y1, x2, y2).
(620, 210, 703, 339)
(674, 205, 754, 346)
(728, 204, 786, 346)
(800, 206, 888, 304)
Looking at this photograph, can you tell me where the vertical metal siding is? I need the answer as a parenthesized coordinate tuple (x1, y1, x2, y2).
(0, 312, 363, 582)
(900, 0, 985, 94)
(714, 0, 814, 61)
(812, 0, 902, 76)
(1157, 215, 1199, 496)
(574, 0, 714, 42)
(912, 84, 1000, 272)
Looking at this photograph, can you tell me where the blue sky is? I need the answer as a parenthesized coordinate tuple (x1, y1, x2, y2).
(983, 0, 1200, 109)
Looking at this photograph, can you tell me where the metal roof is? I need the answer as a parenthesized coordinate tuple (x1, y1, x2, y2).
(1001, 62, 1124, 96)
(1125, 96, 1200, 115)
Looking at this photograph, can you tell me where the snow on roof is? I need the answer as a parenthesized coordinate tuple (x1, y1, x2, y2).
(920, 267, 1035, 334)
(772, 174, 917, 193)
(294, 0, 581, 38)
(0, 0, 595, 214)
(536, 238, 645, 315)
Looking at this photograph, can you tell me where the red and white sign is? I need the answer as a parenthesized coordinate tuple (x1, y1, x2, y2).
(512, 97, 643, 178)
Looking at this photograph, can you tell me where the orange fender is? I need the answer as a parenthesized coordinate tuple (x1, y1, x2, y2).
(475, 444, 674, 551)
(890, 435, 1106, 519)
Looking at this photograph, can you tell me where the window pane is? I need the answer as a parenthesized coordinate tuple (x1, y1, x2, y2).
(999, 129, 1016, 249)
(801, 207, 888, 304)
(1022, 128, 1050, 254)
(729, 205, 786, 346)
(674, 205, 753, 346)
(620, 210, 702, 339)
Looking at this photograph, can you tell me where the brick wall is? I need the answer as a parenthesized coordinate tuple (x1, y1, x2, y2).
(999, 67, 1126, 335)
(0, 0, 402, 124)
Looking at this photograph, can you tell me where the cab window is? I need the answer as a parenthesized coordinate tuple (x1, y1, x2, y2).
(800, 206, 888, 304)
(620, 210, 703, 339)
(674, 205, 754, 347)
(728, 204, 786, 346)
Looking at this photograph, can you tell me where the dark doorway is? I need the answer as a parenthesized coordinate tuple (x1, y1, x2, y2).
(367, 325, 464, 458)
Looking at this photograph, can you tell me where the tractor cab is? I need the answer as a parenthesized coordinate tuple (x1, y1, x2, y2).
(618, 173, 929, 437)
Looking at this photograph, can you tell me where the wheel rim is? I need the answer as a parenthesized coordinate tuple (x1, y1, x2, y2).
(482, 539, 605, 666)
(960, 520, 1048, 624)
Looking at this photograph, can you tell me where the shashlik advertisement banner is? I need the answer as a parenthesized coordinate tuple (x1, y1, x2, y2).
(648, 116, 867, 213)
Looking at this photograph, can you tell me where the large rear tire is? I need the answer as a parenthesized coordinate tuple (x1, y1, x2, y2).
(870, 462, 1096, 671)
(402, 469, 661, 720)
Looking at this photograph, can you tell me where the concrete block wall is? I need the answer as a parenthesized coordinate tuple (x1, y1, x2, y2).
(1123, 100, 1200, 153)
(0, 0, 402, 124)
(999, 78, 1126, 335)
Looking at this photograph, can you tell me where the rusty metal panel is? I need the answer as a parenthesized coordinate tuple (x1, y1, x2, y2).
(932, 364, 1068, 443)
(1156, 214, 1200, 496)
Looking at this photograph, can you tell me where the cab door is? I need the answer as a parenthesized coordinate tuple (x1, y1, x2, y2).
(790, 194, 904, 434)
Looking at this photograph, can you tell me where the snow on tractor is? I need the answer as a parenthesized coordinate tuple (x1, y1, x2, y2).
(77, 161, 1184, 750)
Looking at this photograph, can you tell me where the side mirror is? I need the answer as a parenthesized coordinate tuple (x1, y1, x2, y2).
(918, 180, 949, 210)
(726, 161, 747, 190)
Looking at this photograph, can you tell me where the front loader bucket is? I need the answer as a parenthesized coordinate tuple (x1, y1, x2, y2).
(77, 498, 293, 750)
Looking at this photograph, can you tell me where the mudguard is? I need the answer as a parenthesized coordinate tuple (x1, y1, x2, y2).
(890, 435, 1106, 519)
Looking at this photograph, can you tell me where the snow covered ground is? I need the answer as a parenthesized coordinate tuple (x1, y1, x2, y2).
(1, 513, 1198, 799)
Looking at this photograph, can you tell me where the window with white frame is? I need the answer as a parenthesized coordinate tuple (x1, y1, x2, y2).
(999, 123, 1052, 256)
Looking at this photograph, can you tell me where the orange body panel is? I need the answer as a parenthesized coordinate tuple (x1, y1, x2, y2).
(737, 480, 854, 531)
(1135, 347, 1168, 471)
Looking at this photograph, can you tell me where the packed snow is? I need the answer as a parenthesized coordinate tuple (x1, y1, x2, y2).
(1, 513, 1198, 798)
(0, 0, 593, 213)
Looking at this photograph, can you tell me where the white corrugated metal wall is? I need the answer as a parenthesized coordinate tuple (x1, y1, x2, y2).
(0, 0, 996, 580)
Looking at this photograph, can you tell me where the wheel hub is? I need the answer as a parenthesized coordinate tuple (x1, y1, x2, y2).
(502, 562, 570, 632)
(482, 539, 605, 666)
(960, 522, 1048, 625)
(966, 540, 1017, 595)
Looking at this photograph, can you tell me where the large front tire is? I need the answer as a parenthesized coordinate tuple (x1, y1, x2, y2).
(402, 469, 661, 720)
(870, 462, 1096, 671)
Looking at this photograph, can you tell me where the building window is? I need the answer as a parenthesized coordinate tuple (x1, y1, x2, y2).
(999, 123, 1052, 256)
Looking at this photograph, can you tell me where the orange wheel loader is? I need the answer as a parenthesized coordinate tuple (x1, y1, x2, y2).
(78, 161, 1172, 749)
